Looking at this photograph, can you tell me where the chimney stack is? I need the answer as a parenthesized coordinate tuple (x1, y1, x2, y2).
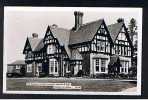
(32, 33, 38, 38)
(74, 11, 83, 30)
(117, 18, 124, 23)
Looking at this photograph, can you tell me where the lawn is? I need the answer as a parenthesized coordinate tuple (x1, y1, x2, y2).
(6, 77, 137, 92)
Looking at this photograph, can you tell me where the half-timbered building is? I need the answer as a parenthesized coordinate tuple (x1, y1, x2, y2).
(8, 11, 134, 78)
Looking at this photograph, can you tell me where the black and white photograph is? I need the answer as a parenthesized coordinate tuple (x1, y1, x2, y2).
(3, 7, 142, 95)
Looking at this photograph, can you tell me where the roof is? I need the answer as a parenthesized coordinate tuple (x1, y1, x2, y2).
(28, 37, 44, 52)
(34, 39, 44, 51)
(69, 19, 104, 45)
(109, 55, 120, 66)
(108, 22, 124, 42)
(8, 60, 26, 66)
(49, 26, 71, 57)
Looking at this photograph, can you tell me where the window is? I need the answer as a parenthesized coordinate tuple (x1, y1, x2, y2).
(47, 45, 56, 54)
(119, 46, 122, 55)
(15, 65, 20, 69)
(95, 58, 108, 73)
(55, 61, 58, 72)
(96, 59, 100, 71)
(38, 63, 42, 72)
(50, 61, 54, 72)
(128, 47, 131, 56)
(27, 64, 32, 72)
(96, 41, 105, 52)
(100, 42, 105, 52)
(49, 59, 58, 74)
(124, 47, 128, 56)
(101, 59, 106, 72)
(106, 42, 110, 53)
(78, 65, 82, 70)
(120, 61, 129, 74)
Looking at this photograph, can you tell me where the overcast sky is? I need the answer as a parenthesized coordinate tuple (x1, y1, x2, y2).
(4, 7, 142, 63)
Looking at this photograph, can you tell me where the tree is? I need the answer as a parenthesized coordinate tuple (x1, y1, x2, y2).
(128, 18, 138, 77)
(128, 18, 137, 42)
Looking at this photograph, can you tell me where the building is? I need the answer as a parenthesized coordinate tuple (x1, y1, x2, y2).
(7, 60, 26, 77)
(8, 11, 134, 78)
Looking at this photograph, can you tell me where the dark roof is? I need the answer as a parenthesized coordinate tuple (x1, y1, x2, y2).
(108, 22, 124, 42)
(49, 26, 71, 57)
(8, 60, 26, 65)
(69, 19, 104, 45)
(109, 55, 120, 66)
(28, 37, 44, 52)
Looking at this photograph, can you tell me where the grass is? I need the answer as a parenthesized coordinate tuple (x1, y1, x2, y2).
(6, 77, 137, 92)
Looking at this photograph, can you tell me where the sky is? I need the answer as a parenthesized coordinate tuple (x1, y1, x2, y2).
(4, 7, 142, 63)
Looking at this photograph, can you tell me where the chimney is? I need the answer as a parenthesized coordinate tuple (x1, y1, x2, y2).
(32, 33, 38, 38)
(117, 18, 124, 23)
(51, 24, 58, 29)
(74, 11, 83, 30)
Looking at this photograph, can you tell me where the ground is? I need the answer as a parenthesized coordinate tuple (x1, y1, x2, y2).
(6, 77, 136, 92)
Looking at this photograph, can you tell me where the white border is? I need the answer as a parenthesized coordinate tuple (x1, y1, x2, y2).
(3, 7, 142, 95)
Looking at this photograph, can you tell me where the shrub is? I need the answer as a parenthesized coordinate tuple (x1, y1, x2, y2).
(95, 73, 109, 78)
(77, 70, 84, 77)
(39, 72, 46, 77)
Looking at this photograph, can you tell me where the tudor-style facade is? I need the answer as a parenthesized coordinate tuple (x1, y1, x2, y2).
(8, 11, 135, 78)
(108, 21, 133, 75)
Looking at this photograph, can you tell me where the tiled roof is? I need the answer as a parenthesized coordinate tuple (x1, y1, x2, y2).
(69, 19, 104, 45)
(49, 26, 71, 57)
(108, 22, 124, 42)
(8, 60, 26, 65)
(28, 37, 44, 52)
(34, 39, 44, 51)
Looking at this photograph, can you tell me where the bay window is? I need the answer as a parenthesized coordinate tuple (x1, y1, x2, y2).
(27, 64, 32, 72)
(94, 58, 108, 73)
(49, 59, 58, 75)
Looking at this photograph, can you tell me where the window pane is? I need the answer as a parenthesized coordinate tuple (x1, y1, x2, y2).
(51, 66, 54, 72)
(96, 59, 100, 71)
(55, 61, 57, 72)
(27, 64, 32, 72)
(101, 59, 106, 72)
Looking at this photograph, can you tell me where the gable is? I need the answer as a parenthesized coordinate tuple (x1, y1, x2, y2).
(116, 27, 127, 41)
(90, 22, 112, 54)
(43, 26, 55, 43)
(115, 24, 133, 47)
(93, 21, 113, 44)
(23, 38, 32, 54)
(43, 25, 71, 57)
(71, 48, 82, 60)
(108, 22, 133, 48)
